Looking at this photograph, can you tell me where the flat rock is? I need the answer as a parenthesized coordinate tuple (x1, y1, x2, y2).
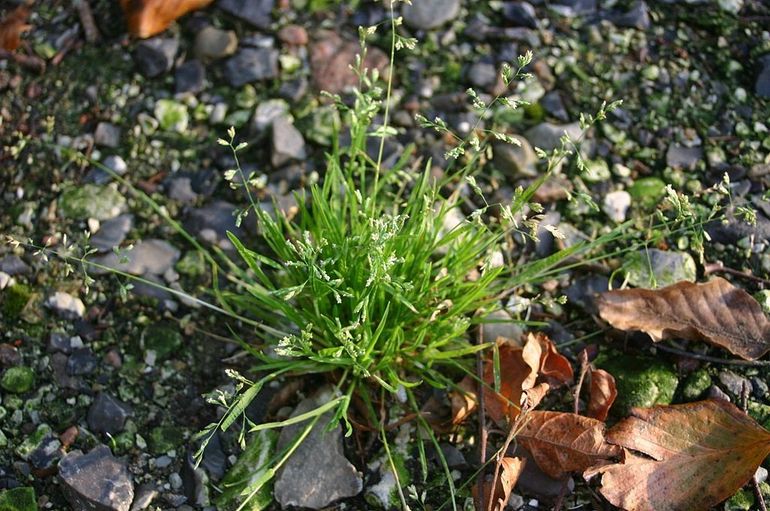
(223, 48, 278, 87)
(0, 255, 30, 275)
(603, 190, 631, 222)
(94, 123, 121, 148)
(87, 393, 132, 436)
(274, 388, 362, 509)
(90, 239, 180, 276)
(59, 184, 126, 221)
(271, 116, 307, 167)
(624, 249, 696, 288)
(402, 0, 461, 29)
(217, 0, 274, 29)
(90, 214, 133, 252)
(134, 37, 179, 78)
(524, 122, 581, 151)
(59, 445, 134, 511)
(46, 292, 85, 319)
(184, 201, 243, 250)
(175, 60, 205, 94)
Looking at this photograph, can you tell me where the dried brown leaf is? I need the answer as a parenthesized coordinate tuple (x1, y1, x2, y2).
(588, 399, 770, 511)
(120, 0, 214, 38)
(587, 369, 617, 421)
(0, 4, 32, 51)
(472, 457, 526, 511)
(518, 411, 621, 479)
(597, 277, 770, 360)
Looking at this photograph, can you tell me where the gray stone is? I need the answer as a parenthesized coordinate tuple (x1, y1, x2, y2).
(28, 434, 63, 470)
(757, 55, 770, 99)
(502, 1, 538, 28)
(91, 214, 133, 252)
(217, 0, 274, 29)
(167, 177, 198, 203)
(193, 26, 237, 62)
(175, 60, 205, 94)
(482, 309, 523, 344)
(181, 452, 209, 506)
(549, 0, 596, 17)
(90, 239, 180, 276)
(541, 91, 568, 121)
(46, 291, 85, 319)
(718, 370, 752, 398)
(524, 122, 581, 151)
(565, 275, 612, 314)
(252, 99, 289, 133)
(48, 332, 83, 354)
(274, 388, 362, 509)
(94, 123, 121, 148)
(271, 116, 307, 167)
(129, 484, 158, 511)
(493, 136, 538, 178)
(59, 445, 134, 511)
(0, 255, 29, 276)
(87, 393, 132, 436)
(403, 0, 461, 29)
(666, 144, 702, 170)
(184, 201, 242, 250)
(87, 155, 129, 184)
(67, 348, 98, 376)
(609, 0, 650, 29)
(223, 48, 279, 87)
(467, 61, 497, 90)
(134, 37, 179, 78)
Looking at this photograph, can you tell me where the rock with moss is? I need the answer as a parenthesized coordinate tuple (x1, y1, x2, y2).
(748, 402, 770, 430)
(15, 424, 52, 460)
(681, 368, 712, 400)
(1, 366, 34, 394)
(216, 430, 277, 511)
(628, 177, 666, 208)
(154, 99, 189, 132)
(148, 425, 185, 454)
(365, 425, 413, 509)
(596, 354, 678, 415)
(0, 487, 37, 511)
(59, 184, 126, 220)
(623, 249, 696, 289)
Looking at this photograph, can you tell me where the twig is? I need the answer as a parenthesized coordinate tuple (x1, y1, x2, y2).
(741, 382, 768, 511)
(73, 0, 100, 43)
(704, 262, 770, 287)
(476, 324, 488, 511)
(654, 343, 770, 366)
(573, 349, 590, 415)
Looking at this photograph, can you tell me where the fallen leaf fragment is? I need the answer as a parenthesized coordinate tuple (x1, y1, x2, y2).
(0, 3, 32, 51)
(472, 457, 526, 511)
(120, 0, 214, 38)
(597, 277, 770, 360)
(588, 399, 770, 511)
(518, 411, 620, 479)
(587, 369, 617, 421)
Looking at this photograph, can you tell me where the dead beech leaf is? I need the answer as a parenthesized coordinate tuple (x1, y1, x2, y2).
(589, 399, 770, 511)
(472, 457, 526, 511)
(119, 0, 214, 38)
(597, 277, 770, 360)
(532, 332, 574, 385)
(587, 369, 617, 421)
(518, 411, 621, 479)
(0, 4, 32, 51)
(450, 375, 477, 425)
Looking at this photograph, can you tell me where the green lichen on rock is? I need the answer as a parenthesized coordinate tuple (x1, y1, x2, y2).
(596, 353, 678, 415)
(623, 249, 696, 289)
(15, 424, 52, 461)
(628, 177, 666, 208)
(59, 184, 126, 220)
(0, 487, 37, 511)
(748, 402, 770, 430)
(680, 368, 711, 400)
(141, 324, 183, 361)
(154, 99, 189, 133)
(365, 425, 413, 509)
(217, 430, 277, 511)
(2, 284, 32, 320)
(1, 366, 35, 394)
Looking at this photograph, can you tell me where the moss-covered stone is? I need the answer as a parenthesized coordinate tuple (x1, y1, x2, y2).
(596, 354, 678, 415)
(217, 430, 277, 511)
(141, 324, 183, 361)
(623, 249, 696, 289)
(680, 368, 711, 400)
(628, 177, 666, 208)
(59, 184, 126, 220)
(726, 488, 754, 511)
(15, 424, 52, 461)
(0, 487, 37, 511)
(1, 284, 32, 321)
(148, 425, 185, 454)
(176, 250, 207, 277)
(748, 402, 770, 431)
(0, 366, 34, 394)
